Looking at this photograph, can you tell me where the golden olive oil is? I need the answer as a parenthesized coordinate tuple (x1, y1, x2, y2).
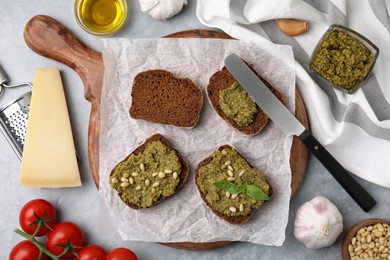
(79, 0, 126, 34)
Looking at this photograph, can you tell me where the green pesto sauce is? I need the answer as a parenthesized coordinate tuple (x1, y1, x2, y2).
(310, 30, 373, 91)
(219, 81, 258, 126)
(110, 140, 182, 208)
(196, 147, 270, 217)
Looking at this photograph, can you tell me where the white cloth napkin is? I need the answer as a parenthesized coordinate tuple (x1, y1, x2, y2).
(197, 0, 390, 188)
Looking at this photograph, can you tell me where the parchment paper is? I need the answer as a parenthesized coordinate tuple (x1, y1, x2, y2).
(99, 38, 296, 246)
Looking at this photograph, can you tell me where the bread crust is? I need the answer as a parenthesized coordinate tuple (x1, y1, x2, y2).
(195, 145, 272, 224)
(110, 133, 189, 209)
(207, 66, 285, 135)
(129, 69, 203, 128)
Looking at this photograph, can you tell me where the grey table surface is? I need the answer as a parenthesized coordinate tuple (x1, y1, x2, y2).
(1, 1, 389, 259)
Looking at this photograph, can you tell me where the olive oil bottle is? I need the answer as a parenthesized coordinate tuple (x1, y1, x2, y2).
(76, 0, 127, 35)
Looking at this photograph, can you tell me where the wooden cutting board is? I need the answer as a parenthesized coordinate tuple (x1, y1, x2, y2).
(23, 15, 309, 250)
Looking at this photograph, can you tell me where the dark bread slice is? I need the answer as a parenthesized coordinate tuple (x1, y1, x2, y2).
(110, 133, 189, 209)
(207, 66, 285, 135)
(129, 69, 203, 128)
(195, 145, 272, 224)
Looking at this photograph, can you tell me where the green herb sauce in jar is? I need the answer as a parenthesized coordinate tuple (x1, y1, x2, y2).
(310, 30, 373, 91)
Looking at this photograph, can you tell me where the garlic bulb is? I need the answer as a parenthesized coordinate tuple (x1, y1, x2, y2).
(294, 196, 343, 249)
(139, 0, 187, 20)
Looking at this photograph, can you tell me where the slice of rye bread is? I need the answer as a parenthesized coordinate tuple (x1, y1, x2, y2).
(110, 133, 189, 209)
(207, 66, 285, 135)
(195, 145, 273, 224)
(129, 69, 203, 128)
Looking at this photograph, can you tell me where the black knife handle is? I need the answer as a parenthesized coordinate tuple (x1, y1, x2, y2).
(300, 130, 376, 212)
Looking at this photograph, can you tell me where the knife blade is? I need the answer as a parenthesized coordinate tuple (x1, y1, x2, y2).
(224, 53, 376, 212)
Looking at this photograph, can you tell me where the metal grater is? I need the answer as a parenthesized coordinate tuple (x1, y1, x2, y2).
(0, 64, 32, 160)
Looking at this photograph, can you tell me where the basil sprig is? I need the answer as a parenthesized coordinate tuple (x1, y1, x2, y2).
(213, 180, 270, 201)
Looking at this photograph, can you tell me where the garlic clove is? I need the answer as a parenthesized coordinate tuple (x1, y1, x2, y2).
(139, 0, 187, 20)
(276, 19, 308, 36)
(294, 196, 343, 249)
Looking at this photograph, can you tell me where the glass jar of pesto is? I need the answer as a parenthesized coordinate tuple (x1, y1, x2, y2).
(309, 24, 379, 94)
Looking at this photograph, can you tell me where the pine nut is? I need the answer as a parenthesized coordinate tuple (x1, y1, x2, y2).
(227, 170, 234, 177)
(122, 173, 130, 177)
(231, 194, 238, 199)
(152, 172, 158, 177)
(145, 179, 150, 187)
(111, 177, 118, 184)
(121, 182, 130, 188)
(225, 191, 231, 198)
(135, 185, 142, 190)
(164, 169, 172, 174)
(151, 187, 156, 193)
(158, 172, 166, 178)
(238, 170, 245, 177)
(129, 177, 134, 184)
(358, 229, 366, 235)
(239, 203, 244, 212)
(378, 224, 384, 232)
(221, 149, 227, 155)
(173, 172, 178, 180)
(131, 172, 138, 177)
(228, 165, 233, 171)
(152, 182, 160, 187)
(140, 163, 145, 171)
(224, 160, 231, 166)
(121, 177, 129, 182)
(229, 206, 236, 213)
(227, 177, 235, 182)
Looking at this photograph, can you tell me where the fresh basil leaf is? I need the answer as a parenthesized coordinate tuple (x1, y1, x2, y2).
(213, 180, 245, 194)
(245, 184, 270, 201)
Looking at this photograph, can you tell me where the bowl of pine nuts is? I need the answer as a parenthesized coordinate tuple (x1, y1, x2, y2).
(342, 218, 390, 260)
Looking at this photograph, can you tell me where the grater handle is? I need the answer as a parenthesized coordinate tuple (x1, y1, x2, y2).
(0, 63, 10, 86)
(23, 15, 104, 104)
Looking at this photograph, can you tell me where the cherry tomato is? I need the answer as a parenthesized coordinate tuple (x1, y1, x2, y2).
(75, 244, 106, 260)
(19, 199, 57, 236)
(106, 247, 138, 260)
(46, 221, 85, 259)
(9, 240, 48, 260)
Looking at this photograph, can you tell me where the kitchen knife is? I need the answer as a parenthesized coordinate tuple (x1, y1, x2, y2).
(224, 53, 376, 212)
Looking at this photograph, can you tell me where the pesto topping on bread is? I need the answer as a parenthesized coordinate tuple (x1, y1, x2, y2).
(110, 140, 182, 208)
(218, 81, 258, 127)
(196, 146, 270, 217)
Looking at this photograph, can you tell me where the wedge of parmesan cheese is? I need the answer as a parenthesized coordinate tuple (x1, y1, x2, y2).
(19, 68, 81, 187)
